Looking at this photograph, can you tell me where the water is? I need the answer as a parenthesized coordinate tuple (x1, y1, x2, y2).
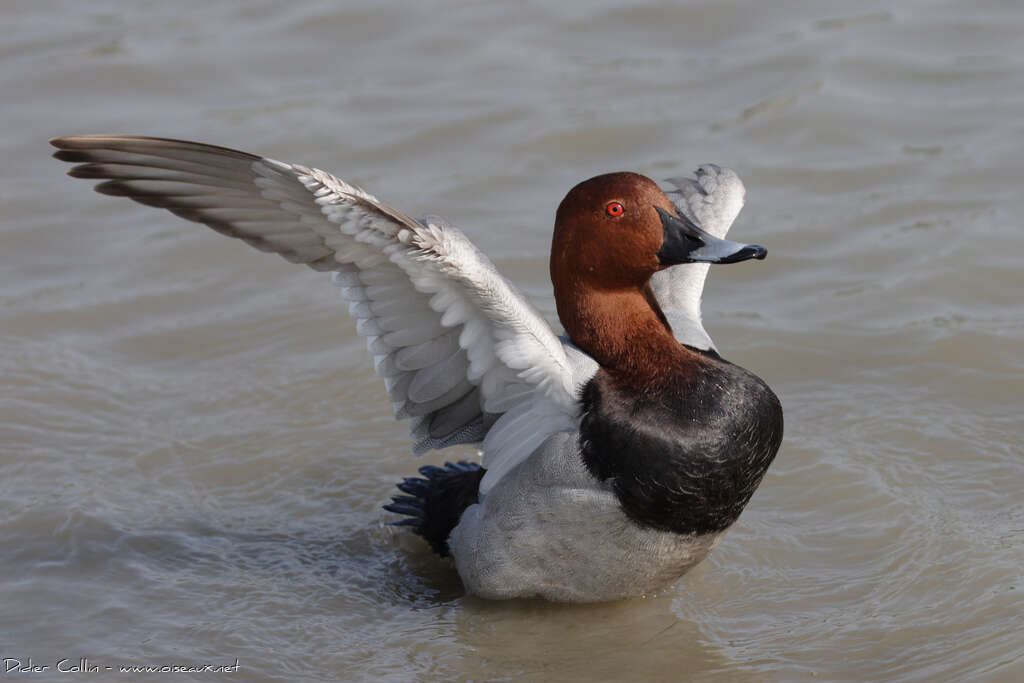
(2, 1, 1022, 680)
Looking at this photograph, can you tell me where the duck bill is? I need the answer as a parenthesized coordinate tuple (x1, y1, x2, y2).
(655, 206, 767, 266)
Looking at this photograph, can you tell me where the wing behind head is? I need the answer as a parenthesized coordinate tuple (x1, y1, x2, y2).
(653, 164, 748, 351)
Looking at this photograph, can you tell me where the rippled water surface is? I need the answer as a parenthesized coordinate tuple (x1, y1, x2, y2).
(2, 1, 1022, 680)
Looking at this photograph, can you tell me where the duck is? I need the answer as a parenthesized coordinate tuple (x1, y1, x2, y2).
(50, 135, 783, 602)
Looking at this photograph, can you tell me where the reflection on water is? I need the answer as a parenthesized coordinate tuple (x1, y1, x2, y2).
(2, 1, 1022, 680)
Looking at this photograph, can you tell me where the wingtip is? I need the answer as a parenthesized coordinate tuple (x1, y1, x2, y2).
(49, 135, 75, 152)
(48, 134, 264, 161)
(49, 137, 86, 172)
(49, 134, 98, 149)
(50, 134, 118, 149)
(50, 135, 103, 156)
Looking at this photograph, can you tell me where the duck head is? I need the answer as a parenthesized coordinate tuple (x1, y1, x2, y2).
(550, 172, 765, 373)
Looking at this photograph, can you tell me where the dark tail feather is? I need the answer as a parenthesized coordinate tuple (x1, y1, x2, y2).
(384, 460, 485, 557)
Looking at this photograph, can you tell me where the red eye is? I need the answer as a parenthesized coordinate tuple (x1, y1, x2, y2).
(606, 201, 624, 217)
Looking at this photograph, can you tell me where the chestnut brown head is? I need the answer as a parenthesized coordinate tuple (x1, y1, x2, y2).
(550, 172, 765, 295)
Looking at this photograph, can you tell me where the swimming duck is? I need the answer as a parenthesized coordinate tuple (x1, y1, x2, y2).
(51, 135, 783, 602)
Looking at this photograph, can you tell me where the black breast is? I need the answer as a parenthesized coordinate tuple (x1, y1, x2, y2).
(579, 349, 783, 536)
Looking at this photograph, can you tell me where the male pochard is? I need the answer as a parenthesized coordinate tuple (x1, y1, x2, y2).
(52, 135, 783, 602)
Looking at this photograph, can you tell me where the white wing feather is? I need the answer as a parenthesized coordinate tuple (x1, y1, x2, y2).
(52, 135, 581, 494)
(652, 164, 747, 351)
(665, 163, 746, 239)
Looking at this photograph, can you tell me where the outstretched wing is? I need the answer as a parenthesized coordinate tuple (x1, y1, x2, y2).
(51, 135, 581, 492)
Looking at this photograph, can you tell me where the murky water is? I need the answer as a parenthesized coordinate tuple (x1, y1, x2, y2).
(2, 1, 1022, 680)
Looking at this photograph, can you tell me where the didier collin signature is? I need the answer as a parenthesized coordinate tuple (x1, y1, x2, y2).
(4, 658, 241, 674)
(5, 658, 108, 674)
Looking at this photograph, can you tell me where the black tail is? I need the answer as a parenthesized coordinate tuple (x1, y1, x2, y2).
(383, 461, 486, 557)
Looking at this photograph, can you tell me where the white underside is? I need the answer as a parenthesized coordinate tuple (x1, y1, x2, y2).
(449, 432, 726, 602)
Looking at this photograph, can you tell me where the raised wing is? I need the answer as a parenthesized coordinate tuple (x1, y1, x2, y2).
(666, 163, 746, 239)
(51, 135, 581, 493)
(651, 164, 747, 351)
